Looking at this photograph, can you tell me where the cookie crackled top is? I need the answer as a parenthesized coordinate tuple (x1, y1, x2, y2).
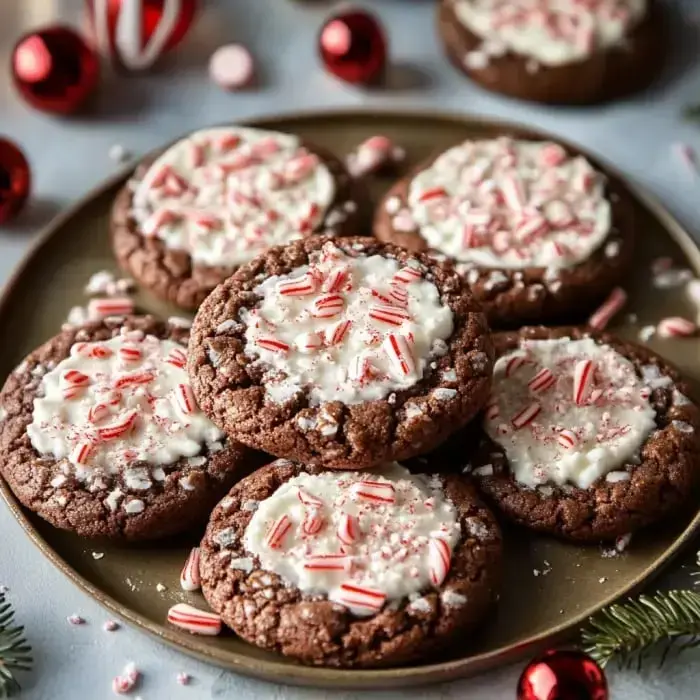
(199, 460, 502, 667)
(467, 326, 700, 541)
(0, 316, 262, 540)
(189, 236, 494, 469)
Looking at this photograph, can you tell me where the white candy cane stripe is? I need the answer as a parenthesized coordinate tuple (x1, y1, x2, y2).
(265, 514, 292, 549)
(370, 304, 411, 327)
(657, 317, 698, 338)
(334, 583, 386, 614)
(303, 554, 351, 572)
(504, 355, 532, 378)
(301, 509, 325, 536)
(296, 332, 324, 353)
(383, 333, 416, 377)
(573, 360, 595, 406)
(70, 441, 94, 465)
(87, 297, 134, 318)
(118, 345, 142, 362)
(428, 537, 452, 586)
(87, 403, 109, 424)
(325, 320, 351, 346)
(98, 411, 137, 440)
(297, 487, 323, 508)
(557, 429, 578, 449)
(393, 266, 423, 285)
(175, 384, 196, 415)
(511, 402, 541, 429)
(180, 547, 201, 592)
(588, 287, 627, 330)
(167, 604, 222, 636)
(71, 342, 113, 359)
(528, 368, 556, 394)
(323, 266, 349, 293)
(500, 175, 526, 211)
(311, 294, 344, 318)
(348, 352, 374, 383)
(113, 370, 155, 388)
(337, 513, 360, 545)
(256, 337, 290, 353)
(165, 347, 187, 369)
(350, 480, 396, 504)
(277, 273, 317, 297)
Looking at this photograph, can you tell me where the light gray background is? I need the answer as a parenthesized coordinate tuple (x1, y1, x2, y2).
(1, 1, 700, 698)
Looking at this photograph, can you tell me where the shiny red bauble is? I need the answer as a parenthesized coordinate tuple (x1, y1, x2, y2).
(318, 9, 387, 85)
(86, 0, 198, 71)
(12, 26, 100, 115)
(0, 139, 31, 225)
(517, 650, 608, 700)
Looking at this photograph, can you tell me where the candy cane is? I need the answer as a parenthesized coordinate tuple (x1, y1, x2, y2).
(515, 213, 549, 243)
(348, 353, 374, 383)
(334, 583, 386, 614)
(573, 360, 595, 405)
(392, 266, 422, 285)
(500, 175, 526, 211)
(301, 509, 325, 536)
(528, 368, 556, 394)
(114, 371, 155, 388)
(325, 320, 351, 346)
(540, 143, 566, 167)
(296, 332, 324, 353)
(143, 207, 178, 237)
(418, 186, 448, 202)
(62, 369, 90, 387)
(657, 317, 697, 338)
(337, 513, 359, 545)
(255, 337, 290, 354)
(504, 354, 532, 378)
(369, 304, 411, 327)
(428, 537, 452, 586)
(165, 347, 187, 369)
(511, 402, 541, 429)
(265, 514, 292, 549)
(557, 429, 577, 449)
(70, 441, 94, 466)
(350, 480, 396, 504)
(180, 547, 201, 592)
(297, 488, 323, 508)
(303, 554, 351, 572)
(277, 273, 318, 297)
(322, 266, 349, 293)
(311, 294, 344, 319)
(118, 345, 142, 362)
(88, 297, 134, 318)
(370, 288, 394, 306)
(286, 153, 319, 182)
(88, 403, 109, 424)
(251, 136, 280, 156)
(388, 284, 409, 308)
(71, 342, 113, 359)
(587, 287, 627, 330)
(98, 411, 137, 440)
(174, 384, 196, 415)
(188, 141, 205, 168)
(383, 333, 416, 377)
(216, 133, 241, 152)
(167, 604, 222, 636)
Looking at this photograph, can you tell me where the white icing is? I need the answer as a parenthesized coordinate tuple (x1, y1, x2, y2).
(27, 330, 224, 486)
(407, 138, 611, 270)
(131, 127, 335, 268)
(243, 465, 461, 614)
(455, 0, 647, 66)
(241, 243, 454, 405)
(485, 338, 656, 489)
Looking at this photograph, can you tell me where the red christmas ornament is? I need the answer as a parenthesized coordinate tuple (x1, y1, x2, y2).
(86, 0, 198, 71)
(12, 26, 100, 115)
(318, 9, 387, 85)
(0, 139, 31, 225)
(517, 650, 608, 700)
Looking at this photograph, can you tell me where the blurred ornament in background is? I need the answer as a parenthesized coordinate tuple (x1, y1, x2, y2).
(86, 0, 198, 71)
(319, 9, 386, 85)
(517, 649, 608, 700)
(11, 27, 100, 115)
(0, 139, 31, 225)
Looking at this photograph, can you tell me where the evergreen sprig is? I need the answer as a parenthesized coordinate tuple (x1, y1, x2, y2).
(0, 592, 32, 698)
(581, 589, 700, 669)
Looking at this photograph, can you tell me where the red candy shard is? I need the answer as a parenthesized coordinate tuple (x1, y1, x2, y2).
(428, 537, 452, 586)
(180, 547, 202, 592)
(337, 512, 359, 545)
(303, 554, 350, 571)
(335, 583, 386, 613)
(265, 514, 292, 549)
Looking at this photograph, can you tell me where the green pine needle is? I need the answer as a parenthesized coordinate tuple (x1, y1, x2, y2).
(581, 590, 700, 669)
(0, 593, 32, 698)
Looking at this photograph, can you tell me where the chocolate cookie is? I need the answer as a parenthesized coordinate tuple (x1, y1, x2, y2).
(0, 316, 263, 540)
(111, 126, 367, 311)
(188, 236, 494, 469)
(465, 326, 700, 542)
(374, 136, 634, 328)
(200, 460, 502, 668)
(438, 0, 665, 105)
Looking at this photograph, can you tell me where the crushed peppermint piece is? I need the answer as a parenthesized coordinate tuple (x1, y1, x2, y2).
(176, 672, 191, 686)
(103, 620, 120, 632)
(156, 583, 167, 592)
(67, 614, 85, 625)
(92, 552, 105, 560)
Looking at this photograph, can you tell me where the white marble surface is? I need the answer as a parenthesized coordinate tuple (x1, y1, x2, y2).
(1, 0, 700, 697)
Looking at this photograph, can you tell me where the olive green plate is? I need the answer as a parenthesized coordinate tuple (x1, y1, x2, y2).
(1, 111, 699, 689)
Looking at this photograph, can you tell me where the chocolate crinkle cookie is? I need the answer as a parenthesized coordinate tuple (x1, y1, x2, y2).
(464, 326, 700, 542)
(200, 460, 502, 668)
(437, 0, 665, 105)
(111, 125, 367, 311)
(188, 236, 494, 469)
(374, 136, 634, 328)
(0, 315, 263, 540)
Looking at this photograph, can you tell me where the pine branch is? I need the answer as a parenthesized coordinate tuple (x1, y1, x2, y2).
(0, 593, 32, 698)
(581, 590, 700, 669)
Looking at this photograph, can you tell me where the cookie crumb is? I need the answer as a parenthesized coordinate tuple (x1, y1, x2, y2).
(156, 583, 167, 593)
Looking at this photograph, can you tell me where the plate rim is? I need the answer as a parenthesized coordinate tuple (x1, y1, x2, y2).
(2, 107, 700, 688)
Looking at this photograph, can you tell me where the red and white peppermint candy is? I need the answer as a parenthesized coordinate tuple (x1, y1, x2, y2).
(392, 266, 422, 285)
(70, 441, 94, 465)
(334, 583, 386, 614)
(286, 152, 319, 182)
(322, 265, 349, 293)
(301, 509, 325, 536)
(311, 293, 344, 319)
(348, 352, 374, 383)
(88, 297, 134, 319)
(503, 354, 532, 378)
(112, 674, 137, 695)
(587, 287, 627, 330)
(383, 333, 416, 377)
(180, 547, 201, 592)
(71, 342, 113, 359)
(113, 370, 155, 389)
(511, 402, 541, 429)
(337, 513, 359, 545)
(370, 304, 411, 327)
(485, 398, 500, 421)
(428, 537, 452, 586)
(387, 284, 409, 308)
(255, 336, 290, 354)
(656, 316, 697, 338)
(165, 347, 187, 369)
(265, 514, 292, 549)
(325, 319, 352, 346)
(350, 480, 396, 504)
(87, 402, 109, 424)
(98, 410, 137, 440)
(297, 487, 323, 508)
(167, 603, 222, 636)
(303, 554, 351, 572)
(190, 211, 221, 233)
(296, 331, 324, 353)
(174, 383, 197, 415)
(500, 175, 526, 211)
(573, 360, 595, 405)
(277, 273, 318, 297)
(61, 369, 90, 387)
(418, 186, 448, 203)
(143, 207, 178, 236)
(528, 367, 556, 394)
(118, 344, 142, 362)
(540, 143, 567, 167)
(209, 43, 255, 91)
(557, 429, 578, 449)
(514, 212, 549, 243)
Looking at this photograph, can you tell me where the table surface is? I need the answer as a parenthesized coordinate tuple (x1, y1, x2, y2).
(2, 1, 700, 698)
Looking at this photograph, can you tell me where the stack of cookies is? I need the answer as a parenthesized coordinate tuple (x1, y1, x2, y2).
(2, 123, 699, 670)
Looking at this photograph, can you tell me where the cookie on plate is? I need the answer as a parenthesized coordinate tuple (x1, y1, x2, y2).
(0, 316, 263, 540)
(188, 236, 494, 469)
(200, 460, 502, 668)
(112, 126, 366, 310)
(466, 326, 700, 542)
(374, 136, 633, 328)
(438, 0, 665, 104)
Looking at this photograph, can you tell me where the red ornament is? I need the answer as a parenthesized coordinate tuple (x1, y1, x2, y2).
(0, 139, 31, 225)
(318, 9, 386, 85)
(86, 0, 198, 71)
(12, 26, 100, 115)
(517, 650, 608, 700)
